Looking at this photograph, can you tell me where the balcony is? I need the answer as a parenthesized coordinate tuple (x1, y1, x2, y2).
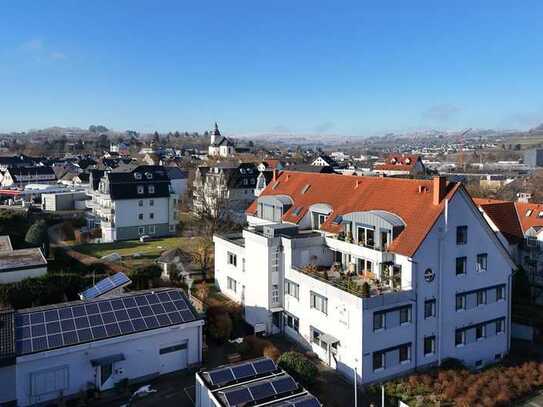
(291, 263, 405, 299)
(325, 235, 394, 265)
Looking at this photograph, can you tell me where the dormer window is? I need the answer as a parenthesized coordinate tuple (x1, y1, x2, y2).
(134, 173, 142, 180)
(137, 185, 144, 194)
(243, 179, 248, 186)
(405, 158, 411, 164)
(538, 211, 543, 218)
(145, 172, 153, 179)
(148, 185, 155, 194)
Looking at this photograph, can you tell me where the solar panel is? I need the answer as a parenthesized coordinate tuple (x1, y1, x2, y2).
(267, 394, 321, 407)
(79, 272, 132, 300)
(253, 358, 277, 374)
(224, 388, 252, 406)
(272, 377, 298, 394)
(209, 368, 235, 385)
(14, 289, 197, 356)
(231, 363, 256, 380)
(249, 382, 275, 400)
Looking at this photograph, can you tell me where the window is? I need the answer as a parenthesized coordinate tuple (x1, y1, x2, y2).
(399, 344, 410, 363)
(159, 342, 187, 354)
(495, 353, 502, 361)
(284, 313, 299, 332)
(137, 185, 144, 194)
(455, 330, 465, 347)
(496, 286, 505, 301)
(272, 284, 279, 304)
(169, 224, 176, 233)
(138, 213, 144, 220)
(138, 200, 143, 207)
(312, 212, 327, 229)
(227, 277, 237, 293)
(285, 279, 299, 299)
(150, 199, 154, 206)
(424, 336, 435, 355)
(373, 312, 385, 331)
(456, 225, 468, 245)
(148, 212, 154, 220)
(373, 351, 384, 371)
(357, 226, 375, 248)
(496, 319, 504, 334)
(138, 226, 145, 235)
(310, 326, 322, 345)
(227, 252, 237, 267)
(456, 294, 465, 311)
(310, 291, 328, 315)
(148, 185, 155, 194)
(424, 299, 436, 319)
(242, 258, 246, 273)
(456, 256, 467, 275)
(30, 366, 69, 397)
(149, 225, 155, 234)
(399, 306, 411, 324)
(476, 253, 488, 272)
(243, 178, 248, 185)
(475, 360, 483, 367)
(476, 290, 486, 306)
(134, 172, 142, 180)
(476, 324, 485, 340)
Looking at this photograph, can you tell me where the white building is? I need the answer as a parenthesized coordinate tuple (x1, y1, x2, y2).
(0, 235, 47, 284)
(208, 123, 236, 158)
(86, 165, 178, 242)
(0, 288, 203, 406)
(213, 172, 514, 384)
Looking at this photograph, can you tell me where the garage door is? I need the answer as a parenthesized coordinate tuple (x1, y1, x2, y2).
(159, 341, 188, 374)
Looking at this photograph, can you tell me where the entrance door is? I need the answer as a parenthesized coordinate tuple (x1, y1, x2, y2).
(159, 342, 188, 374)
(96, 363, 115, 391)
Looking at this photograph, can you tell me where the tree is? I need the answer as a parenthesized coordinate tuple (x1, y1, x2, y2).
(207, 306, 233, 342)
(195, 281, 210, 302)
(192, 239, 213, 274)
(25, 220, 49, 256)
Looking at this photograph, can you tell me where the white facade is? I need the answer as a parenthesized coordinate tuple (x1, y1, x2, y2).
(213, 188, 513, 384)
(11, 321, 202, 406)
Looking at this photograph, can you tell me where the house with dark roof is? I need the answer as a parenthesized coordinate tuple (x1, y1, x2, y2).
(86, 165, 178, 241)
(0, 288, 203, 406)
(208, 123, 236, 158)
(213, 171, 514, 384)
(1, 166, 57, 187)
(193, 162, 259, 223)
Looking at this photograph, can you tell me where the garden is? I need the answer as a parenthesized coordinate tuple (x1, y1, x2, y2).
(371, 359, 543, 406)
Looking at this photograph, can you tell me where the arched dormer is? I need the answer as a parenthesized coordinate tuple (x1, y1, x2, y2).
(256, 195, 293, 222)
(340, 210, 405, 250)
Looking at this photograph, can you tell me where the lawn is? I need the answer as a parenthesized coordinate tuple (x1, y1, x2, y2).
(74, 236, 201, 261)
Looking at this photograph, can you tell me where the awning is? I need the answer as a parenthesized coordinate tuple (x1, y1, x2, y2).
(90, 354, 125, 367)
(320, 333, 340, 345)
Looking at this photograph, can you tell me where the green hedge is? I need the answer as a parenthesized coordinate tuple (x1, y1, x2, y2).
(277, 352, 318, 385)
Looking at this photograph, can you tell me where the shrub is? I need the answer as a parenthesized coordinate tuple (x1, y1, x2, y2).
(361, 282, 371, 298)
(207, 306, 233, 342)
(277, 352, 318, 385)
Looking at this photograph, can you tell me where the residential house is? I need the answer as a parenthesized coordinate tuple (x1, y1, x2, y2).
(0, 288, 203, 406)
(1, 167, 57, 188)
(86, 165, 178, 242)
(373, 154, 426, 176)
(0, 235, 47, 284)
(213, 172, 513, 384)
(193, 162, 258, 223)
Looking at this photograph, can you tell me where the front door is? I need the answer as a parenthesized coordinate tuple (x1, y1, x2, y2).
(96, 363, 115, 391)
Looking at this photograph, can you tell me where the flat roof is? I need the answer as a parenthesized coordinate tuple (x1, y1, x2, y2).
(0, 248, 46, 272)
(0, 235, 13, 253)
(198, 357, 321, 407)
(12, 288, 202, 356)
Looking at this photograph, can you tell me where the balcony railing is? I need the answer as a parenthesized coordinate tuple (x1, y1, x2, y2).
(291, 264, 403, 299)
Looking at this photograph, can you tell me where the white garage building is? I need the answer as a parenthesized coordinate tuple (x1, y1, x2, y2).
(0, 288, 203, 406)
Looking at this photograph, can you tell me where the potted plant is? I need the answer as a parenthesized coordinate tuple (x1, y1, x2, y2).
(345, 231, 353, 243)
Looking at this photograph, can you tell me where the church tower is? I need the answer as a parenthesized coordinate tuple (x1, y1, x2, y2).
(210, 122, 221, 145)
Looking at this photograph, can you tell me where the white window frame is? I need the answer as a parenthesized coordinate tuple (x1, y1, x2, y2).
(424, 299, 436, 319)
(456, 294, 466, 311)
(476, 253, 488, 272)
(424, 336, 435, 356)
(271, 284, 279, 304)
(149, 225, 156, 234)
(285, 279, 299, 300)
(137, 185, 144, 194)
(227, 251, 237, 267)
(310, 291, 328, 315)
(150, 199, 154, 206)
(227, 277, 237, 293)
(476, 290, 486, 306)
(455, 329, 465, 347)
(148, 185, 155, 194)
(496, 286, 505, 301)
(138, 226, 145, 235)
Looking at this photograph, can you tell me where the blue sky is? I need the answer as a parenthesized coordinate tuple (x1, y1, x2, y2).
(1, 1, 543, 136)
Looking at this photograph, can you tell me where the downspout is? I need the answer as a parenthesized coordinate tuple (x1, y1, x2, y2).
(408, 258, 418, 369)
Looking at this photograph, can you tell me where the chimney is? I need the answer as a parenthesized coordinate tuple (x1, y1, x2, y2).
(433, 176, 447, 205)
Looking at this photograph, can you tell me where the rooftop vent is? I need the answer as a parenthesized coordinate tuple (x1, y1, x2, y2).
(354, 180, 361, 189)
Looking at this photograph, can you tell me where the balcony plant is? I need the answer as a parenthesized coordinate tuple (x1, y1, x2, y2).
(361, 282, 371, 298)
(345, 231, 353, 243)
(302, 264, 318, 274)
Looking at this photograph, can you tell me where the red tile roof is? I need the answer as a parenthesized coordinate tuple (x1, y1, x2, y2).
(515, 202, 543, 234)
(374, 154, 421, 172)
(247, 171, 461, 257)
(473, 198, 524, 244)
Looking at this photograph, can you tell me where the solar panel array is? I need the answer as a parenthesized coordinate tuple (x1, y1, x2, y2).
(80, 272, 131, 300)
(15, 289, 197, 355)
(207, 358, 278, 387)
(222, 375, 299, 407)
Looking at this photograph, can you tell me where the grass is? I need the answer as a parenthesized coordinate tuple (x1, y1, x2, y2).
(73, 236, 201, 261)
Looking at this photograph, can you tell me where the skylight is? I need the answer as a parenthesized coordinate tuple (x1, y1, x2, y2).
(292, 207, 303, 216)
(301, 184, 311, 194)
(332, 215, 343, 225)
(526, 209, 533, 217)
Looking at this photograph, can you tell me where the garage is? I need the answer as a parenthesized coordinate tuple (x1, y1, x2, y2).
(159, 341, 188, 374)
